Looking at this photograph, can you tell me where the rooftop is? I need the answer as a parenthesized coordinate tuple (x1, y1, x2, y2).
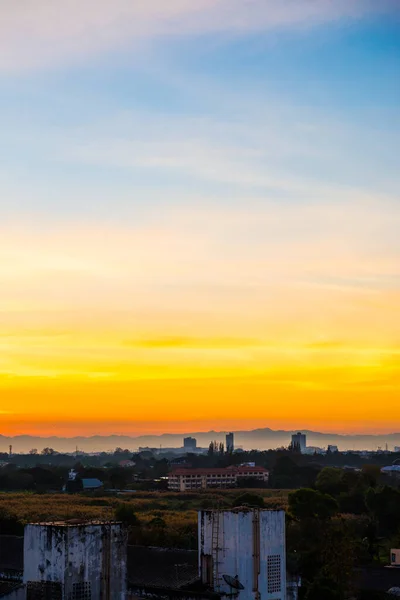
(81, 478, 103, 488)
(170, 466, 268, 475)
(27, 520, 122, 527)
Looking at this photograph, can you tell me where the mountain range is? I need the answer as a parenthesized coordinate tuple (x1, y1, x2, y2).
(1, 428, 400, 454)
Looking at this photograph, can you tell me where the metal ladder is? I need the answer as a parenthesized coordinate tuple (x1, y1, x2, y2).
(211, 511, 223, 591)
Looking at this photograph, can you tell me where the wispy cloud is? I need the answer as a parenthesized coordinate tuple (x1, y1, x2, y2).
(0, 0, 398, 71)
(124, 336, 261, 349)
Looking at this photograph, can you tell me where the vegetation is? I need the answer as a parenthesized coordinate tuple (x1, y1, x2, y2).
(1, 447, 399, 597)
(287, 466, 400, 599)
(0, 488, 288, 548)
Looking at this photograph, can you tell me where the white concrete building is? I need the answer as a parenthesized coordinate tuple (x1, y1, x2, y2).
(23, 521, 127, 599)
(199, 509, 286, 600)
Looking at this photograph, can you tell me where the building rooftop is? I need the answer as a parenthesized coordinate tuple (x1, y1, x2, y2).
(27, 520, 122, 527)
(81, 478, 103, 488)
(170, 466, 268, 476)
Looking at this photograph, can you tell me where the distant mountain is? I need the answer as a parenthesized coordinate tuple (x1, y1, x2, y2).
(1, 428, 400, 454)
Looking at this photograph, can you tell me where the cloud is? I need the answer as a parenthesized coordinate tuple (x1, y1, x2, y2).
(124, 336, 260, 349)
(0, 0, 397, 71)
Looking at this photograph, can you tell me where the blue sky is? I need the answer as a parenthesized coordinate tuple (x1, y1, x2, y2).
(0, 1, 399, 222)
(0, 1, 400, 435)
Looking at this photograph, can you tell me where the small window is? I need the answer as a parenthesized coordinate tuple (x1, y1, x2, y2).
(392, 553, 397, 563)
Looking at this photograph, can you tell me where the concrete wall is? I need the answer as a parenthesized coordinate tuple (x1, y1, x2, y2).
(23, 523, 127, 599)
(199, 509, 286, 600)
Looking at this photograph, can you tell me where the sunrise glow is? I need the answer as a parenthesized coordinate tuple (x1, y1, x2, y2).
(1, 1, 399, 437)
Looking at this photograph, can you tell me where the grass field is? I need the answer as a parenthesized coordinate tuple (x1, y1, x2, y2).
(0, 489, 289, 547)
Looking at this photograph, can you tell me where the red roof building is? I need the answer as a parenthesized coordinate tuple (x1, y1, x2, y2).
(168, 465, 269, 491)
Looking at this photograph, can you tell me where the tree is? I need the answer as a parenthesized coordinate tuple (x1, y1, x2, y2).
(232, 492, 265, 509)
(115, 503, 140, 527)
(148, 516, 167, 529)
(29, 449, 38, 455)
(320, 519, 357, 594)
(305, 573, 343, 600)
(289, 488, 339, 520)
(288, 441, 301, 454)
(366, 486, 400, 533)
(315, 467, 343, 496)
(208, 441, 218, 457)
(361, 465, 381, 489)
(41, 448, 55, 456)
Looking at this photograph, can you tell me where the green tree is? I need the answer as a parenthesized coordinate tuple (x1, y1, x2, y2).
(305, 573, 343, 600)
(41, 447, 56, 456)
(148, 516, 167, 529)
(361, 465, 381, 488)
(289, 488, 338, 520)
(115, 503, 140, 527)
(232, 492, 265, 509)
(315, 467, 343, 496)
(366, 486, 400, 533)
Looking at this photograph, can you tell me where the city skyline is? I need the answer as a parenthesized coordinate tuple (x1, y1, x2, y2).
(1, 1, 399, 436)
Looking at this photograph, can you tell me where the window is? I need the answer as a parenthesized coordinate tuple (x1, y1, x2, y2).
(71, 582, 92, 600)
(267, 555, 281, 593)
(27, 581, 63, 600)
(392, 553, 397, 563)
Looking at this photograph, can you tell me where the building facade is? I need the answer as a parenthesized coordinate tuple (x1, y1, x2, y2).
(226, 433, 234, 453)
(199, 508, 286, 600)
(168, 466, 269, 491)
(183, 437, 197, 452)
(23, 521, 127, 599)
(291, 433, 306, 454)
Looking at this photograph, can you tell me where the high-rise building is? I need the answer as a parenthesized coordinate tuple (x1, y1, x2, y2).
(226, 432, 234, 453)
(291, 432, 307, 453)
(183, 437, 197, 451)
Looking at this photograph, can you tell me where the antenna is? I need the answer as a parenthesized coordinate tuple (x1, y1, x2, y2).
(223, 574, 245, 591)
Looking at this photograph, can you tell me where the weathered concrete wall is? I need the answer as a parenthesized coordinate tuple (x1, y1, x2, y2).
(199, 509, 286, 600)
(23, 523, 127, 599)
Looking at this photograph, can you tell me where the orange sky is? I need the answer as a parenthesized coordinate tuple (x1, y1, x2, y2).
(1, 205, 399, 437)
(1, 2, 399, 438)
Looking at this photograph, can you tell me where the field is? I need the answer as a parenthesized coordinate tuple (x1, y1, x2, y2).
(0, 489, 289, 547)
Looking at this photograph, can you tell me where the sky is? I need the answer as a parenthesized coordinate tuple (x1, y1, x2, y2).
(0, 1, 399, 438)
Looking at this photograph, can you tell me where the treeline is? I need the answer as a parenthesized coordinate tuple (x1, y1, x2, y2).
(287, 466, 400, 599)
(0, 448, 398, 493)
